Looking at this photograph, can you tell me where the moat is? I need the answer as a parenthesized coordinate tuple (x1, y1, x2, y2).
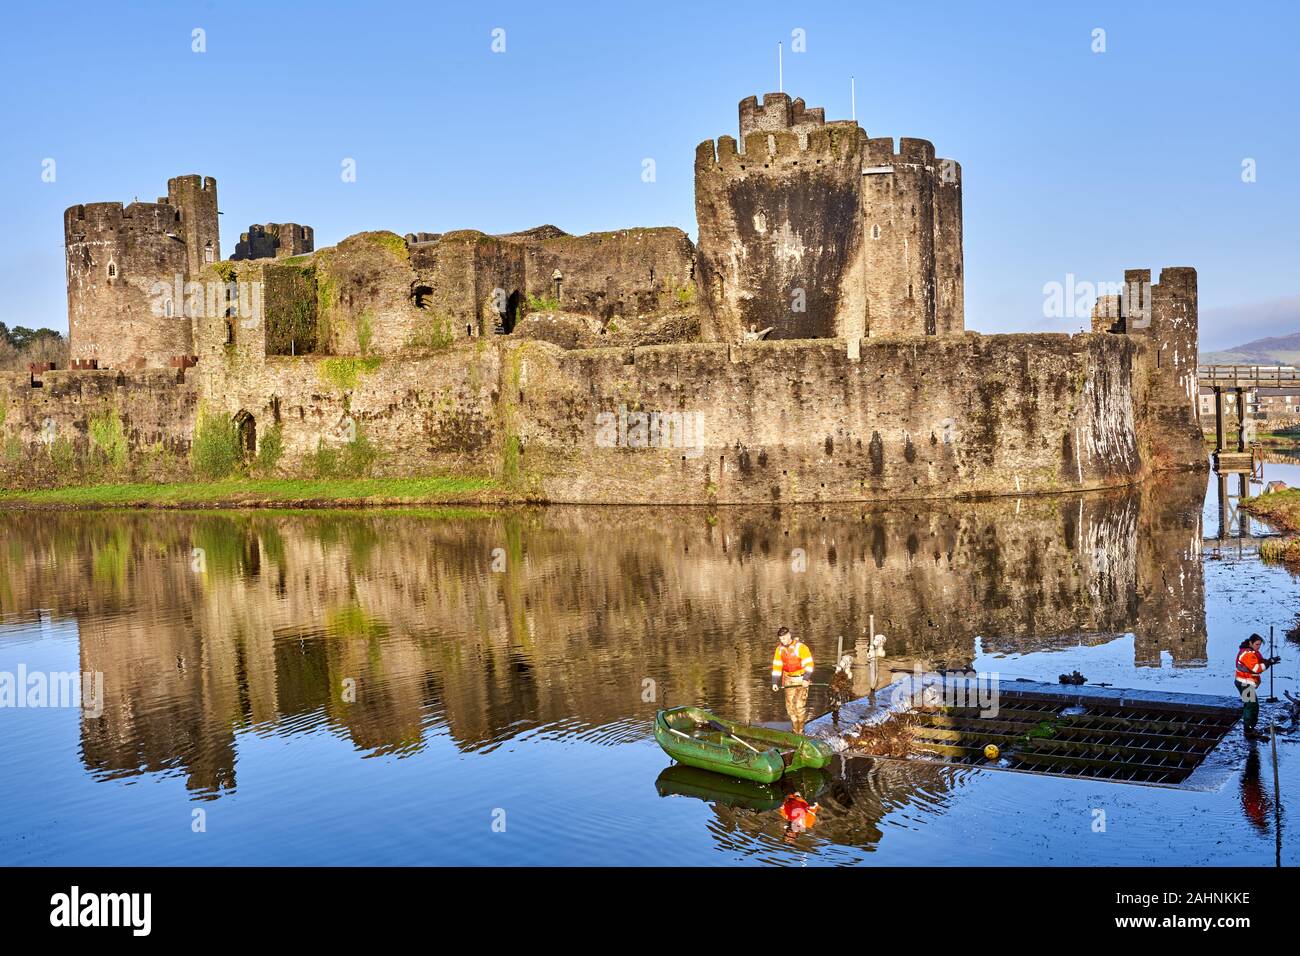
(1, 465, 1296, 866)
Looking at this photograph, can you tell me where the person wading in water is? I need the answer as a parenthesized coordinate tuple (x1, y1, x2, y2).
(1234, 633, 1280, 742)
(771, 626, 814, 735)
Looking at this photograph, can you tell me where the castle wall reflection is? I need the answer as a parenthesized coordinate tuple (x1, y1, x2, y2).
(0, 472, 1207, 799)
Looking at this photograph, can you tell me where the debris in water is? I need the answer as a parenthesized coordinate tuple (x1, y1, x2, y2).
(1025, 720, 1059, 741)
(1058, 670, 1087, 685)
(843, 710, 926, 757)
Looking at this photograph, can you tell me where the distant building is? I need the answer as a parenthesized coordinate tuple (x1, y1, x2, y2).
(1198, 385, 1300, 423)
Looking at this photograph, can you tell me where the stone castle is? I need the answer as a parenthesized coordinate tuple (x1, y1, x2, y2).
(0, 92, 1205, 502)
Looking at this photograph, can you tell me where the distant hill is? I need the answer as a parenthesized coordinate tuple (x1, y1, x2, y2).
(1201, 332, 1300, 367)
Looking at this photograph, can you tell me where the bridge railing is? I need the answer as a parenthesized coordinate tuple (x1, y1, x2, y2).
(1198, 364, 1300, 387)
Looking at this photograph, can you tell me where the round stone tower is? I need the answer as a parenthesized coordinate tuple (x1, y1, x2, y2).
(64, 175, 219, 369)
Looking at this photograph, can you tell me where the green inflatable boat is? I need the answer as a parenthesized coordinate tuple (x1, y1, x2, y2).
(654, 706, 835, 783)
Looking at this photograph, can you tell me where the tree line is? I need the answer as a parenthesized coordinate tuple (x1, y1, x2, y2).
(0, 322, 68, 371)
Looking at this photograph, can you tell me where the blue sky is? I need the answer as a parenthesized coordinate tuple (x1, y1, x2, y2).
(1, 0, 1296, 348)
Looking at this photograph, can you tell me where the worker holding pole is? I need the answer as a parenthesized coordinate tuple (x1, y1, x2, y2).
(771, 626, 814, 735)
(1235, 633, 1280, 742)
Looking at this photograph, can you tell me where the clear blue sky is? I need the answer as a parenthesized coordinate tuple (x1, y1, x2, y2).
(1, 0, 1296, 348)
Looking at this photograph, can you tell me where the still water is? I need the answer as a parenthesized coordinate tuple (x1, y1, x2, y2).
(1, 464, 1297, 866)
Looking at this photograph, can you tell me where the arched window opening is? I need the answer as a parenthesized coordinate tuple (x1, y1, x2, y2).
(233, 411, 256, 460)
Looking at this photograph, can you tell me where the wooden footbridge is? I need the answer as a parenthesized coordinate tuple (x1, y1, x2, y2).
(1195, 365, 1300, 555)
(1198, 364, 1300, 471)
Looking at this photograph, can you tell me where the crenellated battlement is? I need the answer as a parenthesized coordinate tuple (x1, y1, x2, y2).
(64, 201, 182, 238)
(696, 121, 866, 172)
(167, 174, 217, 194)
(232, 222, 315, 260)
(865, 136, 936, 166)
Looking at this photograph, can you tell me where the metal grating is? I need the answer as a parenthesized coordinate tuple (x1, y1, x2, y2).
(907, 690, 1239, 786)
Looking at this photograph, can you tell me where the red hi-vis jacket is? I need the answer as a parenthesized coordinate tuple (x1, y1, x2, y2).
(1236, 647, 1266, 685)
(772, 641, 814, 682)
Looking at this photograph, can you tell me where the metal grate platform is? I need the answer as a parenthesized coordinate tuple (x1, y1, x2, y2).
(908, 688, 1239, 786)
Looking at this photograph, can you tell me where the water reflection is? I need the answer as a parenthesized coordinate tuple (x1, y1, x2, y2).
(0, 472, 1209, 802)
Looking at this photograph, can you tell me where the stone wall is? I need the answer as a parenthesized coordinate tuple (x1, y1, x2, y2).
(511, 332, 1143, 503)
(1091, 266, 1203, 471)
(0, 367, 196, 461)
(520, 227, 697, 321)
(3, 319, 1198, 503)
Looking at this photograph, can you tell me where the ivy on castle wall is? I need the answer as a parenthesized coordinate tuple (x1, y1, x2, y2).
(263, 263, 319, 356)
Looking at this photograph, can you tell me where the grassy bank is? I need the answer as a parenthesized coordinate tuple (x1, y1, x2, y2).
(1202, 427, 1300, 448)
(1241, 489, 1300, 563)
(0, 475, 511, 510)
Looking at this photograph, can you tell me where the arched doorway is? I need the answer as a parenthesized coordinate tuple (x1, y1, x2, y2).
(233, 410, 256, 460)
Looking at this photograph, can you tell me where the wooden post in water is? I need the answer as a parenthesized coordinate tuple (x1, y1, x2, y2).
(1269, 625, 1278, 702)
(867, 614, 876, 694)
(1215, 387, 1226, 452)
(1237, 387, 1248, 453)
(1271, 722, 1282, 868)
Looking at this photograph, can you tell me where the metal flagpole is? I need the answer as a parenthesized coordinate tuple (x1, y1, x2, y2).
(778, 42, 783, 93)
(851, 76, 856, 121)
(1269, 625, 1278, 701)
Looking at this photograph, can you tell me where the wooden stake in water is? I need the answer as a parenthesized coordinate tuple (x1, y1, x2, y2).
(1269, 625, 1278, 702)
(1271, 722, 1282, 868)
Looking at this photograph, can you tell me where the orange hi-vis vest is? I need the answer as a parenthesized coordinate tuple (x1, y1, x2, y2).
(772, 642, 814, 681)
(1236, 647, 1266, 685)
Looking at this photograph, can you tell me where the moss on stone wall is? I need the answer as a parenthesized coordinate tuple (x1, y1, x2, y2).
(407, 312, 455, 352)
(317, 356, 382, 393)
(362, 231, 410, 262)
(209, 261, 238, 284)
(313, 253, 339, 353)
(265, 263, 319, 356)
(88, 408, 128, 471)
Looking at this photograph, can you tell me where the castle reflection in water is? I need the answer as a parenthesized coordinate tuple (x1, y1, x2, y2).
(0, 472, 1206, 797)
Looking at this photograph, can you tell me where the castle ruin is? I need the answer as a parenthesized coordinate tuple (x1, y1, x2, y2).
(0, 92, 1205, 503)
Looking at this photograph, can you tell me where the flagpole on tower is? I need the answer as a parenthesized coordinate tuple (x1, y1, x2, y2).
(778, 42, 783, 93)
(851, 76, 856, 122)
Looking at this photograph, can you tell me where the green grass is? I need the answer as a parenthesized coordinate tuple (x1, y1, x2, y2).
(0, 475, 501, 509)
(1242, 489, 1300, 565)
